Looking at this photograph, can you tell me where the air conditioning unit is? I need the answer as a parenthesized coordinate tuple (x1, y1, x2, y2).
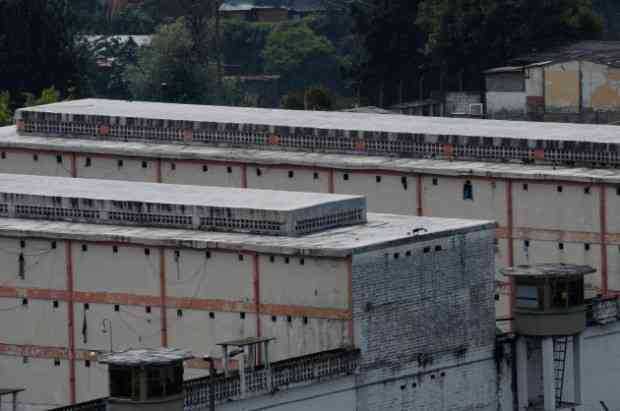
(469, 103, 484, 116)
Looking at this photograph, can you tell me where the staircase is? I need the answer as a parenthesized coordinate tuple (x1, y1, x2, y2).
(553, 336, 569, 407)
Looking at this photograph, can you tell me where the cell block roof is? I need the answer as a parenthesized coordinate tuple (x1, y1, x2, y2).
(15, 98, 620, 144)
(0, 174, 366, 236)
(501, 263, 596, 278)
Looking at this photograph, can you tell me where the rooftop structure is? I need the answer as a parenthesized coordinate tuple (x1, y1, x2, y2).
(0, 174, 366, 236)
(98, 348, 193, 366)
(15, 99, 620, 166)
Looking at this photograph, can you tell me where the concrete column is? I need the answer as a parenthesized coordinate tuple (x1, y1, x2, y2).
(542, 337, 556, 411)
(573, 333, 584, 404)
(516, 337, 529, 410)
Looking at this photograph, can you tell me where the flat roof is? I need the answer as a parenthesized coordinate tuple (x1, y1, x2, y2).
(2, 127, 620, 184)
(99, 348, 193, 366)
(0, 214, 495, 257)
(16, 98, 620, 144)
(501, 264, 596, 278)
(0, 173, 360, 212)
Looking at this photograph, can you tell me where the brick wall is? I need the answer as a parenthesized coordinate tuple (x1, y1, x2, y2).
(351, 228, 497, 410)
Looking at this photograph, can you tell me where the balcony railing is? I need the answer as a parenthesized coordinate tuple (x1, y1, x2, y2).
(48, 348, 360, 411)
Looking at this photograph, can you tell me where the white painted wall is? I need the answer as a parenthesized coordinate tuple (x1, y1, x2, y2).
(486, 92, 526, 115)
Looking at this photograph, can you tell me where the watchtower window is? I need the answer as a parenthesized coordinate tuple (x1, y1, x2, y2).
(109, 366, 135, 399)
(463, 180, 474, 201)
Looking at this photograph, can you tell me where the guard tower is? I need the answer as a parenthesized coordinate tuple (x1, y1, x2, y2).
(502, 264, 595, 411)
(99, 348, 193, 411)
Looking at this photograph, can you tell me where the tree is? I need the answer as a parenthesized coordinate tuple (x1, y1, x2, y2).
(221, 19, 274, 74)
(416, 0, 603, 92)
(23, 87, 61, 107)
(0, 0, 82, 102)
(124, 19, 215, 103)
(263, 23, 339, 91)
(349, 0, 425, 107)
(0, 92, 11, 126)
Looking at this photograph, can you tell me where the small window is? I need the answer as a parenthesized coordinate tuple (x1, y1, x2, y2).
(227, 166, 232, 173)
(202, 165, 208, 173)
(269, 255, 275, 263)
(145, 306, 151, 314)
(117, 159, 124, 168)
(85, 157, 92, 167)
(343, 173, 349, 181)
(256, 168, 262, 176)
(54, 358, 61, 367)
(584, 187, 591, 195)
(209, 312, 215, 319)
(51, 241, 57, 250)
(393, 253, 399, 259)
(144, 248, 150, 256)
(142, 161, 148, 168)
(206, 251, 211, 259)
(524, 240, 530, 248)
(401, 176, 408, 190)
(284, 257, 290, 264)
(405, 251, 412, 257)
(435, 245, 443, 252)
(84, 303, 90, 311)
(85, 360, 91, 368)
(20, 240, 25, 248)
(174, 250, 180, 261)
(56, 155, 62, 164)
(303, 316, 308, 325)
(170, 163, 176, 171)
(423, 246, 431, 253)
(288, 170, 294, 178)
(1, 152, 5, 159)
(271, 315, 277, 322)
(617, 186, 620, 196)
(313, 172, 319, 180)
(33, 154, 38, 162)
(557, 186, 563, 193)
(299, 258, 304, 265)
(376, 176, 382, 183)
(463, 180, 474, 201)
(584, 243, 591, 251)
(287, 315, 292, 323)
(558, 242, 565, 250)
(240, 312, 245, 319)
(523, 183, 528, 191)
(22, 356, 28, 364)
(238, 254, 244, 261)
(82, 244, 88, 252)
(114, 304, 120, 312)
(177, 309, 183, 318)
(112, 245, 118, 253)
(53, 300, 59, 309)
(494, 294, 500, 301)
(432, 177, 438, 186)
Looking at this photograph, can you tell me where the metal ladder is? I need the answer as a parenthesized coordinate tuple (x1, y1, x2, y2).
(553, 336, 569, 407)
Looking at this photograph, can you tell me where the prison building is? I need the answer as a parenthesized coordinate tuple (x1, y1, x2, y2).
(14, 99, 620, 166)
(0, 174, 497, 411)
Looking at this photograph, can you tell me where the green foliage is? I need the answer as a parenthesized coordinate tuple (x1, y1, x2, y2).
(22, 87, 61, 108)
(263, 23, 339, 91)
(0, 0, 81, 101)
(304, 86, 333, 110)
(221, 19, 274, 73)
(0, 92, 11, 126)
(416, 0, 603, 92)
(124, 19, 215, 103)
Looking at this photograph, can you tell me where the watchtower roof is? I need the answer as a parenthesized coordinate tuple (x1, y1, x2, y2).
(501, 263, 596, 278)
(99, 348, 193, 366)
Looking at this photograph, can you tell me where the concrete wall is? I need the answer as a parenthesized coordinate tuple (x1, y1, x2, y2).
(545, 61, 581, 113)
(0, 239, 350, 409)
(486, 91, 527, 117)
(351, 228, 497, 410)
(582, 61, 620, 111)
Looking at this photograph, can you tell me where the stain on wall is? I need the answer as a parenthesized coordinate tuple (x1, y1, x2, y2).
(545, 62, 580, 112)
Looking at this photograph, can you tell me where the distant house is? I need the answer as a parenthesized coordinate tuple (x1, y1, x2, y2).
(484, 41, 620, 122)
(220, 1, 325, 22)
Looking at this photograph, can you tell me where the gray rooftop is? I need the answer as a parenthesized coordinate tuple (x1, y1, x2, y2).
(0, 214, 494, 257)
(501, 264, 596, 278)
(99, 348, 193, 366)
(0, 174, 366, 236)
(0, 173, 358, 211)
(15, 98, 620, 144)
(2, 127, 620, 184)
